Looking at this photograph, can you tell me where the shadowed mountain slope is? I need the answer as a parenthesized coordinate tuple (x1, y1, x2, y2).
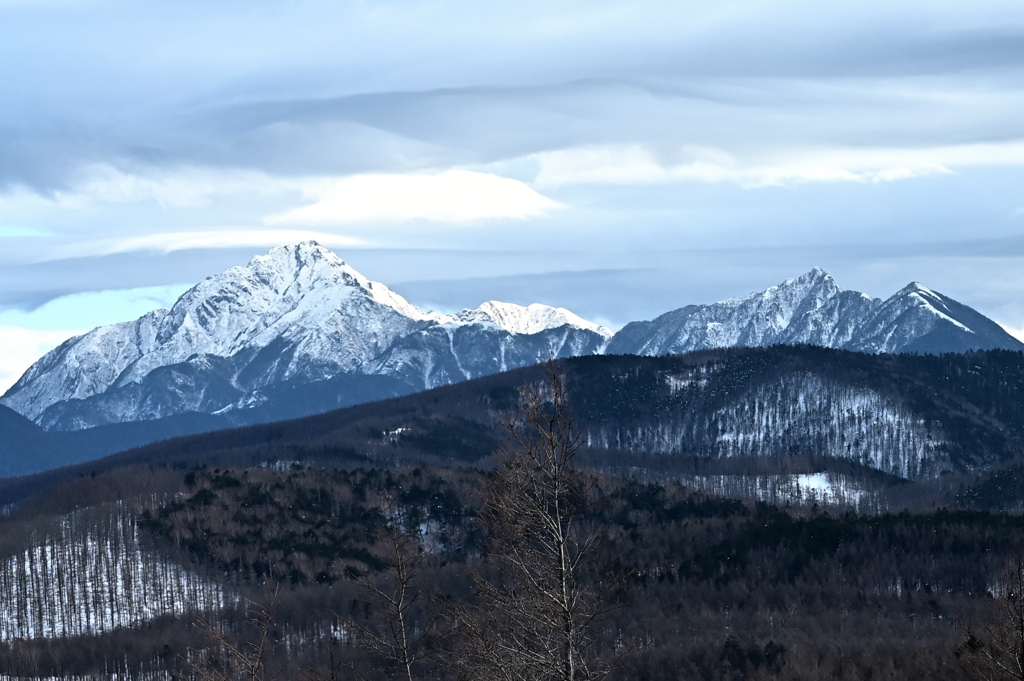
(5, 347, 1024, 508)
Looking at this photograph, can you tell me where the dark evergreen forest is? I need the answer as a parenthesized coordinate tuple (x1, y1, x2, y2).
(0, 463, 1021, 680)
(2, 348, 1024, 680)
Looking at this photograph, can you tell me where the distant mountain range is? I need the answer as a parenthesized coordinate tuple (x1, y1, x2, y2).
(609, 267, 1021, 356)
(2, 242, 1021, 436)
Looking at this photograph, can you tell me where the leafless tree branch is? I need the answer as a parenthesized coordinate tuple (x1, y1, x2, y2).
(454, 360, 624, 681)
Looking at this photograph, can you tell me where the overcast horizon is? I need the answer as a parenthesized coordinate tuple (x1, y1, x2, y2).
(2, 0, 1024, 391)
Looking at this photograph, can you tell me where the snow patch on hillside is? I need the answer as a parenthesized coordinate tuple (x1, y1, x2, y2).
(0, 509, 224, 640)
(682, 472, 868, 508)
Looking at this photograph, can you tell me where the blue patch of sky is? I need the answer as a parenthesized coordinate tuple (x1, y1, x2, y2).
(0, 226, 49, 237)
(0, 284, 192, 332)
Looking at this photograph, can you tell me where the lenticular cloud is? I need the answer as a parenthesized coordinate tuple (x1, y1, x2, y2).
(266, 170, 562, 225)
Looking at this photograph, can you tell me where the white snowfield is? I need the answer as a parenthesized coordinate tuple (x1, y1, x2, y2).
(441, 300, 611, 337)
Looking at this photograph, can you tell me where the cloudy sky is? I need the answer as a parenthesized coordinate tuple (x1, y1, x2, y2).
(1, 0, 1024, 390)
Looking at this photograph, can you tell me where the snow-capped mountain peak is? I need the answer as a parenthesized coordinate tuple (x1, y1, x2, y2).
(899, 282, 959, 315)
(608, 268, 1023, 358)
(0, 242, 445, 423)
(223, 241, 437, 322)
(890, 282, 973, 334)
(444, 301, 612, 337)
(721, 267, 838, 309)
(4, 249, 1021, 434)
(775, 266, 839, 296)
(1, 243, 612, 429)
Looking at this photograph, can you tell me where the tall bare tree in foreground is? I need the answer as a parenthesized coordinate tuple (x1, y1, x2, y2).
(326, 496, 445, 681)
(457, 361, 616, 681)
(957, 554, 1024, 680)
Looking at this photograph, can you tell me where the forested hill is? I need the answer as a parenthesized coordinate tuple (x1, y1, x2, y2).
(5, 347, 1024, 680)
(5, 346, 1024, 509)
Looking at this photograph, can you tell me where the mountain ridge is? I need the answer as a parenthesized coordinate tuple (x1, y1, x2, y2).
(608, 268, 1023, 357)
(2, 243, 1020, 433)
(6, 347, 1024, 493)
(1, 242, 612, 431)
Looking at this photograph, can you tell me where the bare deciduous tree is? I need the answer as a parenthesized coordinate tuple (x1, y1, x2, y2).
(456, 361, 616, 681)
(329, 496, 445, 681)
(190, 583, 281, 681)
(957, 554, 1024, 681)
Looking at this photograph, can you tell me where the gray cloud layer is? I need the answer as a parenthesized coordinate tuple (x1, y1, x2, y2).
(1, 0, 1023, 334)
(2, 1, 1023, 186)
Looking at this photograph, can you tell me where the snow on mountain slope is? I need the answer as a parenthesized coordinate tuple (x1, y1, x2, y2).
(1, 242, 612, 430)
(2, 243, 434, 422)
(371, 322, 610, 391)
(608, 268, 861, 355)
(848, 282, 1024, 354)
(4, 245, 1019, 434)
(444, 301, 612, 337)
(609, 268, 1024, 357)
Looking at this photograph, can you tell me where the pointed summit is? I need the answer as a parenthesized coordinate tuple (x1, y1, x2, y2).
(795, 266, 830, 282)
(608, 269, 1022, 357)
(848, 280, 1024, 353)
(1, 243, 611, 430)
(781, 267, 839, 294)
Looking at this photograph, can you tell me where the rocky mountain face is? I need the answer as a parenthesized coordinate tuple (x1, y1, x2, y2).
(0, 243, 611, 431)
(2, 246, 1020, 434)
(608, 268, 1024, 356)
